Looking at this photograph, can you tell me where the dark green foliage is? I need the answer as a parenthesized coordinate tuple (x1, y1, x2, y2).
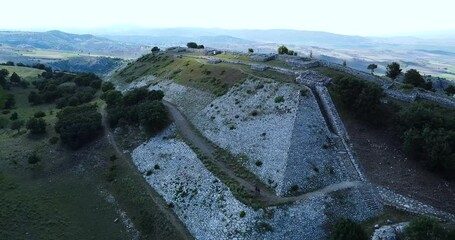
(0, 69, 9, 78)
(330, 219, 368, 240)
(55, 104, 102, 149)
(4, 94, 15, 109)
(101, 81, 115, 92)
(30, 72, 99, 107)
(138, 100, 169, 131)
(404, 69, 432, 90)
(151, 46, 160, 52)
(9, 112, 17, 120)
(239, 211, 246, 218)
(101, 90, 123, 106)
(10, 120, 24, 133)
(445, 85, 455, 96)
(153, 164, 160, 170)
(28, 152, 41, 164)
(255, 160, 263, 167)
(386, 62, 402, 79)
(104, 88, 169, 131)
(187, 42, 198, 49)
(332, 76, 383, 120)
(278, 45, 289, 55)
(398, 102, 455, 175)
(367, 64, 378, 74)
(26, 117, 47, 134)
(9, 72, 21, 83)
(49, 136, 59, 144)
(404, 217, 449, 240)
(34, 111, 46, 118)
(274, 96, 285, 103)
(290, 185, 299, 192)
(248, 48, 254, 53)
(197, 45, 204, 49)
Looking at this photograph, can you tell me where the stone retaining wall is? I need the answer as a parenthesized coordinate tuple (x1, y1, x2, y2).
(314, 86, 366, 181)
(377, 186, 455, 222)
(318, 60, 386, 85)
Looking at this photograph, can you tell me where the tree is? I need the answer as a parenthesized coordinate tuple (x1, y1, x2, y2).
(138, 100, 169, 131)
(151, 46, 160, 53)
(342, 60, 347, 67)
(309, 50, 313, 58)
(404, 69, 427, 89)
(0, 69, 9, 78)
(9, 112, 18, 120)
(367, 64, 378, 74)
(10, 120, 24, 133)
(28, 152, 41, 164)
(26, 117, 47, 134)
(197, 45, 205, 49)
(187, 42, 198, 49)
(10, 72, 21, 83)
(445, 85, 455, 96)
(386, 62, 402, 79)
(101, 90, 123, 106)
(248, 48, 254, 53)
(4, 94, 15, 109)
(55, 104, 102, 149)
(101, 81, 115, 92)
(330, 219, 368, 240)
(278, 45, 289, 55)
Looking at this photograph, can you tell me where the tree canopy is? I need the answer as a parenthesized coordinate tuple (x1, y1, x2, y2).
(26, 117, 47, 134)
(404, 69, 432, 90)
(386, 62, 402, 79)
(187, 42, 198, 49)
(367, 64, 378, 74)
(330, 219, 368, 240)
(55, 104, 102, 149)
(278, 45, 289, 55)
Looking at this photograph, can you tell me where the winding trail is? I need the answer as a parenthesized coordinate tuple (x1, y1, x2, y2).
(163, 100, 363, 206)
(101, 104, 194, 240)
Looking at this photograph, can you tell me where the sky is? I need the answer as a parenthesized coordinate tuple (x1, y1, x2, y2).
(0, 0, 453, 36)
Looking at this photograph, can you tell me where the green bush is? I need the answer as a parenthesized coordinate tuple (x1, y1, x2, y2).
(255, 160, 263, 167)
(239, 211, 246, 218)
(28, 153, 41, 164)
(49, 136, 59, 144)
(404, 217, 449, 240)
(154, 164, 160, 170)
(290, 185, 299, 192)
(330, 219, 368, 240)
(274, 96, 285, 103)
(34, 111, 46, 118)
(26, 117, 47, 134)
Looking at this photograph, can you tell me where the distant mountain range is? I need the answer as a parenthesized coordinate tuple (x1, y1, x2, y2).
(0, 30, 143, 56)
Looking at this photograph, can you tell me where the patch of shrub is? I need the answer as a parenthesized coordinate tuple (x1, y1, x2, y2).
(404, 216, 450, 240)
(255, 160, 263, 167)
(9, 112, 18, 120)
(49, 136, 59, 144)
(239, 211, 246, 218)
(274, 96, 285, 103)
(34, 111, 46, 118)
(26, 117, 47, 134)
(146, 169, 152, 176)
(153, 164, 160, 170)
(330, 219, 368, 240)
(28, 152, 41, 164)
(290, 185, 299, 192)
(250, 110, 259, 116)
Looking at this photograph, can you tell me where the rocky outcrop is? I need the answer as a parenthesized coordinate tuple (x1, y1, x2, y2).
(372, 222, 409, 240)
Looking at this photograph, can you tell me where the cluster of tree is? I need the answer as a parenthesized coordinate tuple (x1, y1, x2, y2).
(28, 72, 101, 108)
(403, 69, 433, 90)
(101, 87, 169, 132)
(331, 76, 384, 122)
(397, 102, 455, 176)
(25, 112, 47, 134)
(187, 42, 205, 49)
(277, 45, 298, 56)
(151, 46, 160, 53)
(0, 69, 29, 90)
(55, 104, 102, 149)
(248, 48, 254, 53)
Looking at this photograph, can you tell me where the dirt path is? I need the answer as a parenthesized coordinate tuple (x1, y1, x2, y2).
(163, 100, 362, 206)
(101, 104, 194, 240)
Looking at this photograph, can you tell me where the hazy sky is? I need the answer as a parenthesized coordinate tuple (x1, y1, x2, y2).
(0, 0, 453, 36)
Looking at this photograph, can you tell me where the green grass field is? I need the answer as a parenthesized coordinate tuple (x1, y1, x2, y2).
(0, 65, 44, 80)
